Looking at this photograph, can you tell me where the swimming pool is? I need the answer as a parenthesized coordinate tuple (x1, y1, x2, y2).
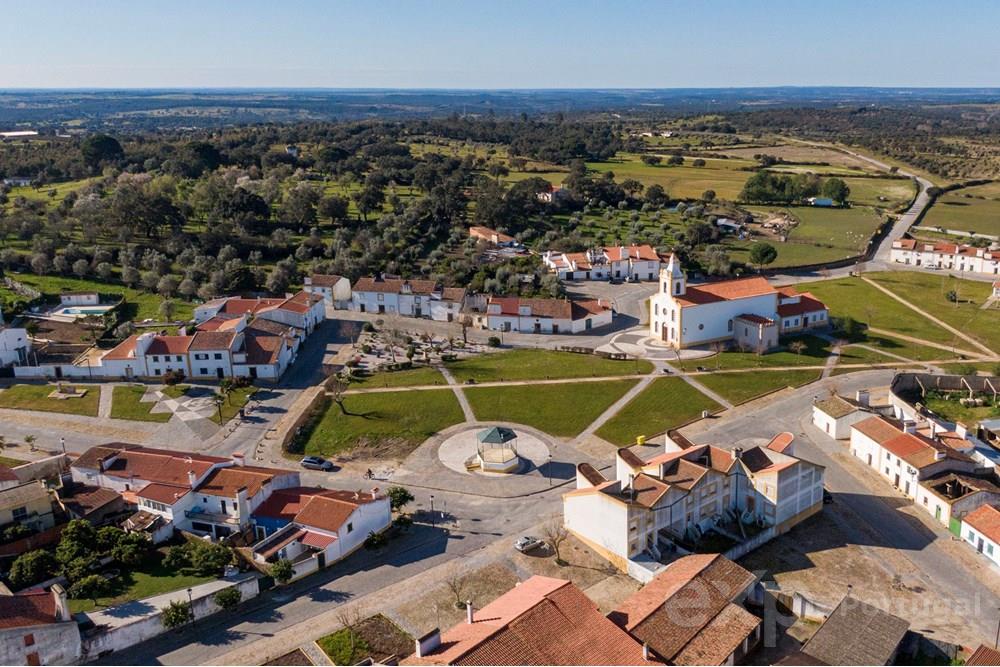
(57, 306, 115, 316)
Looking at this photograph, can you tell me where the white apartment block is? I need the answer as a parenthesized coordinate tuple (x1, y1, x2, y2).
(542, 244, 667, 281)
(563, 433, 824, 578)
(890, 239, 1000, 276)
(649, 256, 828, 350)
(351, 276, 465, 322)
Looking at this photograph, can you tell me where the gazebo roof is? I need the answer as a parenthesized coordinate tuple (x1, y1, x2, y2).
(477, 426, 517, 444)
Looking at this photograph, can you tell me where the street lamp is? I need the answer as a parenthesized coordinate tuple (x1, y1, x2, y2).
(430, 495, 435, 527)
(547, 454, 552, 486)
(186, 588, 194, 624)
(59, 437, 65, 454)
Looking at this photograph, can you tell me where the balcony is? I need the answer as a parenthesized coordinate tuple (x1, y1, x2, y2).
(185, 508, 240, 526)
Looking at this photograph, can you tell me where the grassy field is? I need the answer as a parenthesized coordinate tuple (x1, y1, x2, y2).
(210, 386, 257, 425)
(301, 389, 464, 459)
(866, 272, 1000, 354)
(110, 385, 171, 422)
(465, 379, 638, 438)
(676, 334, 831, 371)
(0, 456, 27, 467)
(842, 176, 916, 209)
(68, 551, 214, 613)
(4, 177, 98, 211)
(716, 144, 879, 171)
(695, 369, 821, 404)
(353, 366, 446, 388)
(587, 153, 754, 200)
(923, 394, 1000, 425)
(4, 273, 193, 322)
(595, 377, 722, 446)
(445, 350, 652, 383)
(790, 278, 957, 346)
(0, 383, 100, 416)
(920, 182, 1000, 236)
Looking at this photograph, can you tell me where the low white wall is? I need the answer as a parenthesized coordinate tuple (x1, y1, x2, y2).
(81, 576, 260, 659)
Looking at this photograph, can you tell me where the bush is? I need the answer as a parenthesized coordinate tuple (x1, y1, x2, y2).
(364, 531, 388, 551)
(2, 523, 34, 544)
(213, 586, 242, 611)
(189, 541, 233, 576)
(9, 549, 58, 589)
(393, 515, 413, 531)
(161, 600, 192, 629)
(163, 544, 190, 570)
(270, 559, 294, 584)
(487, 336, 501, 347)
(387, 486, 414, 512)
(163, 369, 186, 386)
(111, 532, 151, 567)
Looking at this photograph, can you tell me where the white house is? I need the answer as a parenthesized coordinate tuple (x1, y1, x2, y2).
(916, 471, 1000, 529)
(483, 296, 613, 334)
(542, 244, 667, 281)
(71, 445, 298, 542)
(0, 586, 80, 666)
(849, 416, 979, 499)
(648, 256, 828, 350)
(563, 433, 824, 579)
(351, 277, 466, 322)
(962, 503, 1000, 566)
(195, 292, 325, 335)
(469, 225, 519, 248)
(249, 487, 391, 577)
(890, 239, 1000, 276)
(812, 391, 874, 439)
(0, 320, 30, 368)
(303, 274, 352, 309)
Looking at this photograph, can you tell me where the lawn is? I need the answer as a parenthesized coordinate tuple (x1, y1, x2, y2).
(445, 350, 652, 383)
(465, 379, 638, 438)
(210, 386, 257, 425)
(5, 273, 193, 322)
(68, 551, 214, 613)
(317, 614, 412, 665)
(841, 176, 916, 209)
(0, 384, 100, 417)
(939, 362, 1000, 376)
(694, 369, 821, 404)
(790, 278, 957, 346)
(866, 272, 1000, 354)
(587, 153, 754, 200)
(595, 377, 722, 446)
(921, 182, 1000, 237)
(836, 334, 957, 366)
(161, 384, 191, 399)
(922, 394, 1000, 425)
(110, 385, 171, 423)
(676, 334, 831, 371)
(299, 389, 465, 459)
(353, 366, 446, 388)
(0, 456, 27, 468)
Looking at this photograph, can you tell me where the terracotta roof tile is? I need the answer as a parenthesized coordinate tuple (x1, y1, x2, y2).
(0, 591, 59, 629)
(308, 274, 346, 288)
(71, 444, 227, 487)
(778, 292, 828, 318)
(965, 504, 1000, 544)
(102, 334, 140, 361)
(675, 277, 775, 307)
(968, 644, 1000, 666)
(137, 482, 190, 505)
(145, 336, 193, 356)
(190, 331, 236, 351)
(195, 465, 289, 499)
(353, 276, 440, 295)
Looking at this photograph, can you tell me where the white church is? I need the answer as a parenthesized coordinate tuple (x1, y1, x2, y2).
(649, 256, 829, 351)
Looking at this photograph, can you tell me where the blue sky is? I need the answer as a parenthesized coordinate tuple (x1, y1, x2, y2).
(2, 0, 998, 88)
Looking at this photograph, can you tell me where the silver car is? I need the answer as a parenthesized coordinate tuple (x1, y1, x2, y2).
(299, 456, 334, 471)
(514, 536, 545, 553)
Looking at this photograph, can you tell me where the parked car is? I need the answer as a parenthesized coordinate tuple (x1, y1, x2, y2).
(300, 456, 334, 471)
(627, 275, 640, 283)
(514, 536, 545, 553)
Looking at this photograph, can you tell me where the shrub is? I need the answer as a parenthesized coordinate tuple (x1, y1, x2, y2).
(364, 531, 388, 551)
(161, 600, 192, 629)
(387, 486, 414, 512)
(163, 369, 186, 385)
(69, 574, 110, 605)
(2, 523, 34, 543)
(487, 336, 501, 347)
(163, 544, 190, 570)
(63, 555, 98, 583)
(317, 628, 370, 666)
(213, 586, 242, 611)
(111, 532, 151, 567)
(270, 559, 294, 584)
(189, 541, 233, 576)
(9, 550, 58, 590)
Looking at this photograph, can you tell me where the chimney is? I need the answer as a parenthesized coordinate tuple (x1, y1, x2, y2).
(371, 487, 380, 498)
(51, 584, 70, 622)
(935, 449, 947, 461)
(733, 447, 743, 461)
(903, 420, 917, 434)
(466, 601, 474, 624)
(642, 643, 651, 661)
(232, 453, 245, 467)
(930, 421, 940, 439)
(957, 422, 968, 439)
(415, 629, 441, 658)
(188, 470, 197, 487)
(855, 389, 870, 407)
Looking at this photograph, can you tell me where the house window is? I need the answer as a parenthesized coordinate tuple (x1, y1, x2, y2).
(152, 355, 159, 362)
(377, 294, 384, 302)
(698, 324, 704, 330)
(176, 355, 183, 362)
(214, 353, 223, 360)
(155, 369, 162, 376)
(727, 320, 733, 332)
(12, 506, 27, 522)
(24, 634, 35, 647)
(200, 368, 208, 375)
(922, 496, 928, 505)
(969, 530, 976, 540)
(347, 522, 354, 533)
(990, 544, 995, 556)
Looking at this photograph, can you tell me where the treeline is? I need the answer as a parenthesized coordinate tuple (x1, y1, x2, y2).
(739, 172, 850, 205)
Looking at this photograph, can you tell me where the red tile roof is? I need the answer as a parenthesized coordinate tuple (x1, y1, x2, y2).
(145, 335, 193, 356)
(71, 444, 228, 487)
(215, 297, 285, 316)
(488, 296, 610, 320)
(404, 576, 655, 665)
(767, 432, 795, 454)
(964, 504, 1000, 544)
(195, 465, 289, 499)
(137, 482, 190, 505)
(604, 244, 662, 262)
(353, 276, 440, 295)
(675, 277, 775, 307)
(0, 591, 59, 629)
(734, 313, 775, 325)
(301, 530, 338, 549)
(852, 416, 904, 444)
(308, 274, 346, 288)
(102, 334, 139, 361)
(469, 226, 515, 244)
(777, 292, 827, 318)
(252, 487, 379, 532)
(967, 644, 1000, 666)
(611, 554, 758, 663)
(189, 331, 236, 351)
